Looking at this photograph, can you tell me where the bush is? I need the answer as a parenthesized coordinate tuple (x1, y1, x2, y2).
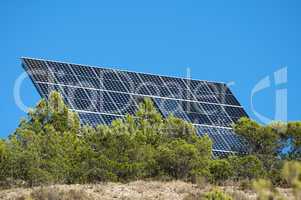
(252, 179, 283, 200)
(183, 189, 233, 200)
(209, 160, 233, 184)
(156, 139, 209, 180)
(228, 155, 265, 180)
(204, 188, 233, 200)
(281, 161, 301, 197)
(281, 161, 301, 186)
(0, 140, 8, 176)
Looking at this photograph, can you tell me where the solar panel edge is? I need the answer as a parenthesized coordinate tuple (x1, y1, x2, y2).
(20, 57, 227, 85)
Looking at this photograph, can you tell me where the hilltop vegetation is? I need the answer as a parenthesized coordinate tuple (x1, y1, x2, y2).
(0, 92, 300, 199)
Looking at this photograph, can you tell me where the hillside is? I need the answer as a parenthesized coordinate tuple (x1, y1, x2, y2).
(0, 181, 296, 200)
(1, 92, 300, 199)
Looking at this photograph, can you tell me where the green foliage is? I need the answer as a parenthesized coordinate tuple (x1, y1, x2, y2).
(1, 91, 301, 189)
(252, 161, 301, 200)
(156, 138, 210, 180)
(252, 179, 284, 200)
(233, 118, 300, 185)
(0, 139, 9, 185)
(228, 155, 265, 180)
(234, 118, 281, 156)
(281, 161, 301, 197)
(281, 161, 301, 185)
(4, 92, 89, 186)
(235, 119, 301, 161)
(282, 122, 301, 160)
(209, 159, 232, 184)
(184, 188, 233, 200)
(0, 92, 213, 186)
(204, 188, 233, 200)
(82, 124, 158, 181)
(82, 98, 212, 182)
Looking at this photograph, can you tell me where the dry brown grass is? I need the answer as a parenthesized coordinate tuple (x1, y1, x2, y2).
(0, 181, 294, 200)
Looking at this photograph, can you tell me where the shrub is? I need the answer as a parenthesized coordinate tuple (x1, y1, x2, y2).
(281, 161, 301, 198)
(209, 160, 233, 184)
(233, 118, 280, 156)
(204, 188, 233, 200)
(281, 161, 301, 186)
(228, 155, 265, 180)
(156, 139, 209, 180)
(0, 140, 8, 176)
(252, 179, 284, 200)
(183, 189, 233, 200)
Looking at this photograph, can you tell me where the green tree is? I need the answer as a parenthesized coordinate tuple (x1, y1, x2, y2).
(233, 118, 284, 179)
(156, 139, 209, 180)
(228, 155, 265, 180)
(135, 98, 165, 146)
(164, 115, 212, 162)
(82, 99, 161, 181)
(209, 159, 233, 184)
(234, 118, 280, 156)
(0, 140, 9, 183)
(0, 91, 218, 185)
(283, 122, 301, 160)
(83, 97, 212, 182)
(6, 92, 91, 185)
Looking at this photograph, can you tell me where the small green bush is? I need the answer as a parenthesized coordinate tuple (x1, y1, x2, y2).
(204, 188, 233, 200)
(228, 155, 265, 181)
(209, 160, 232, 184)
(156, 139, 210, 180)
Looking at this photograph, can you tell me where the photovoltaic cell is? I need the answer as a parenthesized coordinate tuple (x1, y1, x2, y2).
(153, 98, 190, 121)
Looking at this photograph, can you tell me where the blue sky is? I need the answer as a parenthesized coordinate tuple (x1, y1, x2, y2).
(0, 0, 300, 137)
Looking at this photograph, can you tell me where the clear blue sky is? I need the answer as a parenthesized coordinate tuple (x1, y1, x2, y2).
(0, 0, 300, 137)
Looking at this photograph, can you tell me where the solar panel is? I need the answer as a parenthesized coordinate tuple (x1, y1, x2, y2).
(21, 57, 248, 156)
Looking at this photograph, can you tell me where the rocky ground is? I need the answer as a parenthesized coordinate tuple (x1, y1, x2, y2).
(0, 181, 294, 200)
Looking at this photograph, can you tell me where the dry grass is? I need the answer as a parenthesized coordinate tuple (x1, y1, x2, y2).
(0, 181, 294, 200)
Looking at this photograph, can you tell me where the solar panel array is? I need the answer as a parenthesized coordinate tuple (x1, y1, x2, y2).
(22, 57, 248, 157)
